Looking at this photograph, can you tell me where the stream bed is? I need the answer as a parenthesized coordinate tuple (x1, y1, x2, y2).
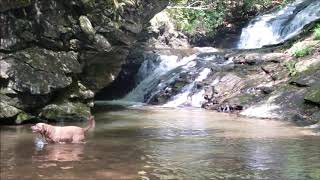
(1, 106, 320, 179)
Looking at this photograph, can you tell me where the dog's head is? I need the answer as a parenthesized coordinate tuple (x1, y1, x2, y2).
(31, 123, 47, 133)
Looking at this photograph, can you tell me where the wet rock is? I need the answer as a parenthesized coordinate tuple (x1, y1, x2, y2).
(79, 15, 96, 37)
(69, 39, 81, 50)
(93, 34, 112, 51)
(260, 87, 273, 94)
(217, 104, 243, 112)
(0, 0, 32, 12)
(231, 52, 287, 65)
(214, 73, 243, 94)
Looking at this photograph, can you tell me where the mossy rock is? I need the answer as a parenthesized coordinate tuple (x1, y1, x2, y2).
(40, 102, 90, 121)
(304, 85, 320, 105)
(15, 112, 34, 124)
(0, 102, 22, 119)
(228, 94, 257, 106)
(173, 81, 186, 90)
(0, 0, 32, 12)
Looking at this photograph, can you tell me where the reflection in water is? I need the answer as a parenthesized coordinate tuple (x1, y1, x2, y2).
(1, 107, 320, 179)
(32, 144, 84, 162)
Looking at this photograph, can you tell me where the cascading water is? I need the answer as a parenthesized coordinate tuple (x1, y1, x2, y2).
(121, 50, 232, 108)
(122, 54, 181, 102)
(109, 0, 320, 108)
(238, 0, 320, 49)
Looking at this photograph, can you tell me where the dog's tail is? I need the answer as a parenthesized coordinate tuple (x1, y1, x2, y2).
(84, 115, 95, 132)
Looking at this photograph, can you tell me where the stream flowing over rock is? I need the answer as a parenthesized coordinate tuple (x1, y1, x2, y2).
(102, 47, 319, 125)
(97, 0, 320, 125)
(238, 0, 320, 49)
(0, 0, 168, 123)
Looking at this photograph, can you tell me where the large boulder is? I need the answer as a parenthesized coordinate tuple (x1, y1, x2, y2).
(304, 85, 320, 105)
(40, 102, 91, 121)
(1, 48, 80, 94)
(0, 0, 169, 123)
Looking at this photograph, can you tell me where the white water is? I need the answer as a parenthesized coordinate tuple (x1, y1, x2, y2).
(238, 0, 320, 49)
(123, 54, 191, 102)
(121, 51, 232, 107)
(163, 68, 211, 108)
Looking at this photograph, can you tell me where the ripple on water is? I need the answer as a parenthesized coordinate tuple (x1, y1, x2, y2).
(1, 107, 320, 180)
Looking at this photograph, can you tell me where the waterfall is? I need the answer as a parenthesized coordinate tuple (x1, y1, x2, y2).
(238, 0, 320, 49)
(123, 54, 185, 102)
(163, 68, 211, 108)
(121, 49, 232, 108)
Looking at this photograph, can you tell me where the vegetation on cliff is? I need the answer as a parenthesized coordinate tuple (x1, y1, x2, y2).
(166, 0, 294, 36)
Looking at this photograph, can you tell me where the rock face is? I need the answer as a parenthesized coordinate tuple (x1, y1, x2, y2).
(0, 0, 168, 123)
(100, 46, 320, 125)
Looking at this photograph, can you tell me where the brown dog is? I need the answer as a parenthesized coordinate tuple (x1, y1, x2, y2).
(31, 116, 95, 144)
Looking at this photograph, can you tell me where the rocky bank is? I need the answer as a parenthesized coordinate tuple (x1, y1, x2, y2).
(0, 0, 168, 123)
(97, 35, 320, 126)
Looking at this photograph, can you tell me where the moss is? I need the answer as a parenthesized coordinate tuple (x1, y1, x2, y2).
(313, 23, 320, 40)
(284, 60, 298, 77)
(173, 81, 186, 90)
(15, 112, 34, 124)
(304, 85, 320, 105)
(231, 94, 256, 105)
(301, 63, 320, 75)
(18, 0, 31, 6)
(40, 102, 90, 121)
(293, 46, 313, 58)
(309, 169, 320, 180)
(0, 102, 22, 119)
(81, 0, 97, 11)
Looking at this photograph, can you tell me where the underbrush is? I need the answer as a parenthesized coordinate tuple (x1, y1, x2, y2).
(314, 23, 320, 40)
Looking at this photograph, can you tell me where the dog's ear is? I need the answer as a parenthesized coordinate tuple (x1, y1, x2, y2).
(41, 124, 46, 133)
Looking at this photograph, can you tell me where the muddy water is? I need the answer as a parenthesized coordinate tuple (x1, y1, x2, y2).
(1, 107, 320, 180)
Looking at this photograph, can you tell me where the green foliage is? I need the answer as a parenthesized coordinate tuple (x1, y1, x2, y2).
(314, 23, 320, 40)
(293, 46, 313, 58)
(284, 60, 298, 77)
(166, 7, 225, 35)
(167, 0, 293, 35)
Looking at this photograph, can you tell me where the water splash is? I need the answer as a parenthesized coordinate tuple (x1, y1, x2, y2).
(34, 137, 47, 151)
(238, 0, 320, 49)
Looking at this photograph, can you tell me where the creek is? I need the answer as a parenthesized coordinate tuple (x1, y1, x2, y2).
(1, 107, 319, 179)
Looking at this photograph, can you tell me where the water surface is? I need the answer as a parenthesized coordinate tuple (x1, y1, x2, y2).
(1, 107, 320, 179)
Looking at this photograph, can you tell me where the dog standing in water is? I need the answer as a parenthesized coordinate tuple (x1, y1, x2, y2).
(31, 116, 95, 144)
